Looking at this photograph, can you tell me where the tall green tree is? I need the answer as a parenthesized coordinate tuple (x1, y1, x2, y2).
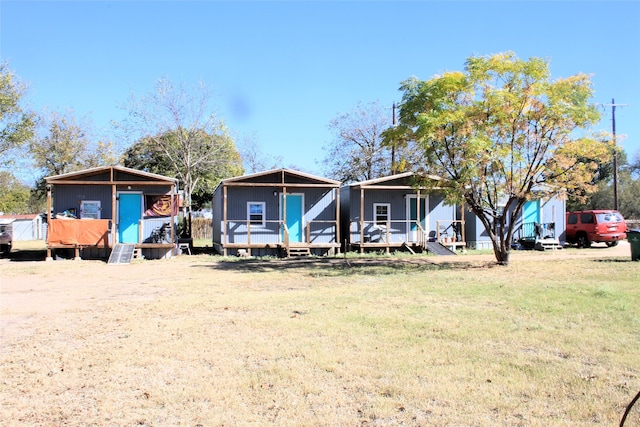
(0, 62, 36, 160)
(122, 130, 242, 210)
(0, 171, 31, 214)
(385, 52, 611, 265)
(30, 110, 117, 176)
(122, 78, 243, 230)
(29, 110, 117, 202)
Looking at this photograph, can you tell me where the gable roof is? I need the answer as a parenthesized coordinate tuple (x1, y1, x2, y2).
(45, 166, 178, 185)
(349, 172, 444, 190)
(220, 168, 341, 188)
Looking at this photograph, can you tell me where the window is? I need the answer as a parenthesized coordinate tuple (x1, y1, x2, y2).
(80, 201, 101, 219)
(373, 203, 390, 227)
(597, 212, 624, 223)
(580, 213, 594, 224)
(567, 213, 578, 225)
(247, 202, 265, 227)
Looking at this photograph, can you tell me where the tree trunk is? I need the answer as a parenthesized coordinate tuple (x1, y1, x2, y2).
(469, 204, 512, 266)
(493, 245, 511, 266)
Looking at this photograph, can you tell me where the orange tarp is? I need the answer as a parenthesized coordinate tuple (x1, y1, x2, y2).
(47, 219, 110, 246)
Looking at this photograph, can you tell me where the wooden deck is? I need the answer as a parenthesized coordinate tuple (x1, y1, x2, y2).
(218, 242, 341, 257)
(46, 242, 176, 261)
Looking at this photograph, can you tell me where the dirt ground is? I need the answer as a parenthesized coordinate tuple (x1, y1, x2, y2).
(0, 241, 635, 425)
(1, 241, 632, 343)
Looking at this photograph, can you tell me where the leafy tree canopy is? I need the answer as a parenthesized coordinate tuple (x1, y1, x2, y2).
(0, 171, 31, 214)
(121, 79, 244, 219)
(0, 62, 36, 159)
(122, 129, 243, 210)
(29, 110, 118, 202)
(30, 110, 117, 177)
(385, 52, 611, 265)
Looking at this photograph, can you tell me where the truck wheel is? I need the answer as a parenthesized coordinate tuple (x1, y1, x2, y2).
(576, 234, 590, 248)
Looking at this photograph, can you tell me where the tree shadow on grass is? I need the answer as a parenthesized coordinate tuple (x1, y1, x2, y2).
(593, 258, 637, 263)
(2, 249, 47, 262)
(192, 256, 496, 277)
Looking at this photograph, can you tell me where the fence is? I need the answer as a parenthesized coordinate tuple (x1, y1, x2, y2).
(191, 218, 213, 240)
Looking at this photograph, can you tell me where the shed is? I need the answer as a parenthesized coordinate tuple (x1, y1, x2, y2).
(342, 172, 464, 254)
(463, 195, 565, 250)
(212, 168, 341, 257)
(0, 214, 44, 241)
(45, 166, 179, 260)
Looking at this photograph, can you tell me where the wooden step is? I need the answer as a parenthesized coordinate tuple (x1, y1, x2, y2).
(287, 247, 311, 257)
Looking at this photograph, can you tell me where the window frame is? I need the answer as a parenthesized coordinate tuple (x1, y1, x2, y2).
(80, 200, 101, 219)
(373, 203, 390, 227)
(247, 201, 266, 227)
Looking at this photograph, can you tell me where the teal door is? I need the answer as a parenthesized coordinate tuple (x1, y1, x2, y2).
(119, 193, 142, 243)
(523, 200, 540, 238)
(280, 194, 303, 243)
(523, 200, 540, 224)
(408, 197, 427, 241)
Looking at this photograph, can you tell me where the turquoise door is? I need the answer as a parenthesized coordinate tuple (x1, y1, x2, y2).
(280, 194, 303, 243)
(523, 200, 540, 224)
(523, 200, 541, 238)
(408, 197, 427, 241)
(119, 193, 142, 243)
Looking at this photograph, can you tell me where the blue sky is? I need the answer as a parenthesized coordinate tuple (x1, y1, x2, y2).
(1, 1, 639, 181)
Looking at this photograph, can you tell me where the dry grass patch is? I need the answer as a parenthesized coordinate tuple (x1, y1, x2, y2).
(1, 243, 639, 425)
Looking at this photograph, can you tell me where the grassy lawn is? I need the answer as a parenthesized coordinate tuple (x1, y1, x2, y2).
(1, 242, 639, 426)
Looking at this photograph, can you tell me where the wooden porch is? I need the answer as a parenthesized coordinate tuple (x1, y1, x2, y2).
(349, 219, 466, 255)
(45, 218, 176, 260)
(219, 220, 340, 257)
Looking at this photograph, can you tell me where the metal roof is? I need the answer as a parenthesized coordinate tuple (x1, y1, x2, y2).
(45, 165, 178, 184)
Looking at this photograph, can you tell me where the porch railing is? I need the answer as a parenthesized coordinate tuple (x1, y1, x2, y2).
(222, 219, 337, 245)
(515, 222, 557, 240)
(349, 219, 438, 244)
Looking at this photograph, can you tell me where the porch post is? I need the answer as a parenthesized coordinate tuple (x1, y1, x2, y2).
(282, 185, 287, 237)
(223, 185, 228, 257)
(170, 183, 176, 246)
(45, 183, 52, 260)
(461, 199, 466, 245)
(335, 187, 341, 254)
(417, 189, 421, 230)
(111, 184, 117, 245)
(359, 188, 364, 254)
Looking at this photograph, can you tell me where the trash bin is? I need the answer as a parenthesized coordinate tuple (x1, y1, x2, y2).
(628, 229, 640, 261)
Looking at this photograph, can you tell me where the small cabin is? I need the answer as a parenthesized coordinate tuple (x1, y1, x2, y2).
(212, 168, 341, 257)
(463, 196, 565, 250)
(341, 172, 464, 254)
(45, 166, 179, 260)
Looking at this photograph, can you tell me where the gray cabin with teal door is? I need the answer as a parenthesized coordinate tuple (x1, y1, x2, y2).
(45, 166, 179, 260)
(341, 172, 463, 254)
(463, 195, 566, 250)
(212, 168, 341, 257)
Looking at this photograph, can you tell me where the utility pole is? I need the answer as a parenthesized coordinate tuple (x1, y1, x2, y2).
(391, 103, 397, 174)
(603, 99, 627, 211)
